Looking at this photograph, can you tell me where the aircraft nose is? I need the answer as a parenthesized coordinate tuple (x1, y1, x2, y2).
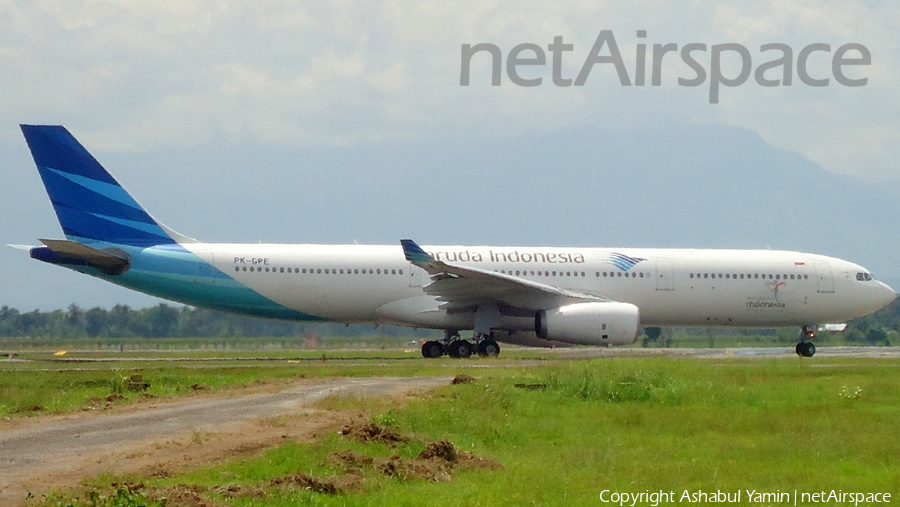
(876, 281, 897, 306)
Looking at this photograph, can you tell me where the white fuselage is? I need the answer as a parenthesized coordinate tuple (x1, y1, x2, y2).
(181, 243, 896, 331)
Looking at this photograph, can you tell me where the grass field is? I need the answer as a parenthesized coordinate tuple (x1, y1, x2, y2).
(9, 351, 899, 507)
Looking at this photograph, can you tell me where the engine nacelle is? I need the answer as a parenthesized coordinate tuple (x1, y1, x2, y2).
(535, 302, 640, 346)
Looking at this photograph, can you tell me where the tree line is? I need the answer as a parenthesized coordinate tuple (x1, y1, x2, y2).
(0, 304, 432, 339)
(1, 297, 897, 342)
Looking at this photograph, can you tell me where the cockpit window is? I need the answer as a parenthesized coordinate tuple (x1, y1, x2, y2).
(856, 272, 873, 281)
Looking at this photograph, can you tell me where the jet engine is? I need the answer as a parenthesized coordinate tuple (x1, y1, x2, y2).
(535, 302, 640, 345)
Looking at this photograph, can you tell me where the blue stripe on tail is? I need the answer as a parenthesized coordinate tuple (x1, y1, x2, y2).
(21, 125, 176, 246)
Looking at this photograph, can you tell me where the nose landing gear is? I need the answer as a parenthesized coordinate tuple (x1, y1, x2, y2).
(796, 325, 816, 357)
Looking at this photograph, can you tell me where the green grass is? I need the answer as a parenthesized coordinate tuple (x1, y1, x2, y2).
(36, 356, 900, 506)
(0, 359, 465, 418)
(0, 333, 432, 352)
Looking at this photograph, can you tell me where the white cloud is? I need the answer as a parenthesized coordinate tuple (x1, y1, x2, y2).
(2, 0, 900, 180)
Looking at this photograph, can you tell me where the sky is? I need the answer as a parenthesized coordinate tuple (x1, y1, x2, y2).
(2, 1, 899, 310)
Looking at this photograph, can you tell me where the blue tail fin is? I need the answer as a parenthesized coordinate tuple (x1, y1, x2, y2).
(21, 125, 193, 246)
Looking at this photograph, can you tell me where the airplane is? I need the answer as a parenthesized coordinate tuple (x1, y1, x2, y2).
(15, 125, 897, 358)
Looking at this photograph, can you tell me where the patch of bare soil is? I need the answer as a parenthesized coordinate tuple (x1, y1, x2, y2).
(14, 410, 351, 507)
(328, 425, 503, 484)
(1, 376, 448, 507)
(268, 472, 343, 495)
(451, 374, 476, 385)
(145, 484, 219, 507)
(338, 421, 408, 446)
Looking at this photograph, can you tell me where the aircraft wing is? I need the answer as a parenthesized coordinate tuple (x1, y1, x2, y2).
(401, 239, 603, 312)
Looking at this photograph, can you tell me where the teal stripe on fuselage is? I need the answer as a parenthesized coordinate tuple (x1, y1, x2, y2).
(65, 242, 324, 321)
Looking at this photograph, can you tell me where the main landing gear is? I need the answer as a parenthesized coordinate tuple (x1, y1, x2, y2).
(420, 330, 500, 359)
(795, 325, 816, 357)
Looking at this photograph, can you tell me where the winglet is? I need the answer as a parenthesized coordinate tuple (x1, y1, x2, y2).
(400, 239, 435, 263)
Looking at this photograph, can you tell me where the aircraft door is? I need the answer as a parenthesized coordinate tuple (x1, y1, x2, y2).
(408, 263, 424, 288)
(655, 261, 674, 291)
(814, 262, 834, 293)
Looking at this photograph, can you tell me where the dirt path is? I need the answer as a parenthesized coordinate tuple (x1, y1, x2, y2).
(0, 376, 450, 506)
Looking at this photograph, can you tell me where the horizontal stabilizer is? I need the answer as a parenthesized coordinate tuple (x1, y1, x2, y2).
(32, 238, 130, 275)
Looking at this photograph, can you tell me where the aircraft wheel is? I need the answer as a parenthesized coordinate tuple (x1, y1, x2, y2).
(421, 341, 444, 358)
(477, 339, 500, 357)
(803, 342, 816, 357)
(448, 340, 473, 359)
(796, 342, 816, 358)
